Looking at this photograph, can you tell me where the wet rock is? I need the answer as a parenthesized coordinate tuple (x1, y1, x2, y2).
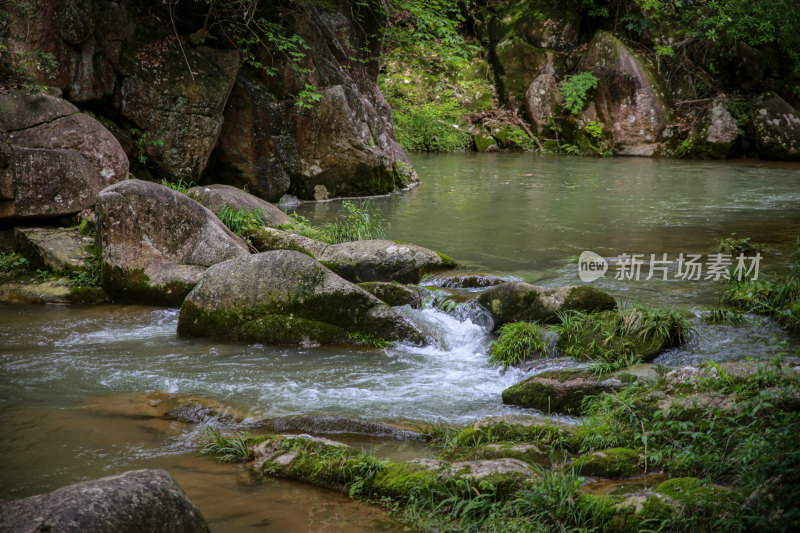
(177, 250, 425, 346)
(568, 448, 642, 478)
(524, 71, 562, 134)
(0, 92, 128, 219)
(258, 415, 421, 440)
(444, 458, 534, 480)
(677, 97, 740, 159)
(0, 469, 209, 533)
(483, 442, 551, 466)
(246, 226, 328, 256)
(358, 282, 422, 308)
(185, 184, 290, 226)
(664, 359, 800, 388)
(14, 226, 94, 273)
(578, 31, 673, 156)
(476, 282, 616, 330)
(318, 240, 457, 284)
(751, 92, 800, 160)
(0, 278, 73, 305)
(118, 45, 239, 181)
(473, 131, 499, 152)
(608, 363, 661, 383)
(502, 368, 624, 414)
(422, 271, 519, 290)
(96, 180, 250, 305)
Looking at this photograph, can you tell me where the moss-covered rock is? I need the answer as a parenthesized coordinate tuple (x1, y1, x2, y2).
(421, 271, 518, 290)
(501, 368, 623, 414)
(177, 249, 425, 346)
(357, 282, 422, 308)
(476, 282, 616, 330)
(473, 131, 499, 152)
(568, 448, 642, 478)
(675, 96, 740, 159)
(186, 184, 290, 226)
(246, 226, 327, 256)
(750, 91, 800, 160)
(13, 226, 95, 274)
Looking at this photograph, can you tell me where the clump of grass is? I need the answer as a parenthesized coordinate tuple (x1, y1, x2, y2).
(618, 304, 695, 349)
(280, 200, 389, 244)
(160, 178, 196, 194)
(702, 307, 745, 324)
(66, 244, 102, 290)
(489, 322, 549, 367)
(201, 428, 253, 463)
(349, 332, 392, 348)
(717, 233, 764, 255)
(217, 205, 267, 236)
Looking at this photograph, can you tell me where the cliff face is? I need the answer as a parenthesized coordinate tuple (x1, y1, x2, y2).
(5, 0, 417, 201)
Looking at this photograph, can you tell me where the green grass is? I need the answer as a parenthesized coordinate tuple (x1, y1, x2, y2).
(489, 322, 548, 367)
(281, 200, 389, 244)
(160, 178, 196, 194)
(201, 428, 253, 463)
(701, 307, 745, 324)
(217, 205, 267, 236)
(717, 233, 764, 255)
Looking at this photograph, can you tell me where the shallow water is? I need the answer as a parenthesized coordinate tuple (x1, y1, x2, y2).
(2, 154, 800, 528)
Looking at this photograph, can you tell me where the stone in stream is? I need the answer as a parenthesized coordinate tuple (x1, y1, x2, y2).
(421, 271, 519, 289)
(357, 281, 423, 308)
(750, 91, 800, 160)
(246, 226, 329, 257)
(0, 469, 210, 533)
(476, 282, 616, 330)
(177, 250, 426, 346)
(566, 447, 642, 478)
(676, 96, 740, 159)
(0, 91, 128, 219)
(185, 183, 290, 226)
(96, 179, 250, 306)
(13, 226, 94, 274)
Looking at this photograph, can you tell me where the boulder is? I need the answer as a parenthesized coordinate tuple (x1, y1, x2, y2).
(501, 368, 624, 414)
(0, 92, 128, 219)
(567, 447, 642, 478)
(246, 226, 328, 256)
(473, 131, 499, 152)
(14, 226, 94, 273)
(751, 92, 800, 160)
(0, 469, 209, 533)
(208, 2, 418, 201)
(0, 278, 73, 305)
(422, 271, 520, 290)
(524, 71, 562, 134)
(578, 31, 673, 156)
(357, 281, 422, 308)
(118, 45, 240, 181)
(318, 240, 457, 284)
(476, 282, 616, 330)
(96, 179, 250, 305)
(676, 97, 740, 159)
(185, 184, 290, 226)
(177, 250, 425, 346)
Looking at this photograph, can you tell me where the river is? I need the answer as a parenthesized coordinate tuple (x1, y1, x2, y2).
(1, 153, 799, 530)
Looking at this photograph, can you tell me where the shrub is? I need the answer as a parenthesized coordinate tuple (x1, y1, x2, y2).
(558, 72, 599, 114)
(217, 205, 267, 236)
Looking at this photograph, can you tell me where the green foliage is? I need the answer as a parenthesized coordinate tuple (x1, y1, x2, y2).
(558, 72, 598, 115)
(717, 234, 764, 255)
(202, 428, 253, 463)
(349, 332, 392, 348)
(393, 99, 473, 152)
(160, 178, 196, 194)
(66, 244, 102, 290)
(130, 128, 165, 165)
(281, 200, 389, 244)
(701, 307, 745, 324)
(0, 252, 30, 276)
(489, 322, 548, 367)
(295, 83, 322, 109)
(217, 205, 267, 236)
(725, 276, 800, 331)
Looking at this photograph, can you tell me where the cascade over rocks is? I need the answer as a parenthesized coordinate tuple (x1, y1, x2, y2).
(186, 184, 291, 227)
(96, 179, 250, 305)
(177, 249, 426, 346)
(0, 92, 128, 219)
(0, 469, 210, 533)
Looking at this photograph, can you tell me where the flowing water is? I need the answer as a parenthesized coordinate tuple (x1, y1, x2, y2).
(2, 153, 800, 530)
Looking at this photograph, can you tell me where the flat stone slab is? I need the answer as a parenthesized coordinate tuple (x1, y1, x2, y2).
(14, 226, 94, 273)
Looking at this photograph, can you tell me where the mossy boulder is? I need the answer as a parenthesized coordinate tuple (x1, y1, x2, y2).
(750, 91, 800, 160)
(13, 226, 94, 274)
(422, 271, 518, 290)
(473, 131, 499, 152)
(185, 184, 290, 226)
(357, 282, 422, 308)
(177, 250, 425, 346)
(524, 71, 562, 134)
(318, 240, 456, 284)
(676, 97, 740, 159)
(246, 226, 328, 256)
(568, 448, 642, 478)
(476, 282, 616, 330)
(96, 179, 250, 305)
(501, 368, 624, 414)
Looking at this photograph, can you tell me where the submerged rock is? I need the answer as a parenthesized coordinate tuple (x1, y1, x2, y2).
(96, 180, 250, 305)
(177, 250, 425, 346)
(0, 469, 210, 533)
(476, 282, 616, 330)
(318, 240, 457, 284)
(358, 282, 423, 308)
(751, 91, 800, 160)
(14, 226, 94, 273)
(186, 183, 290, 226)
(0, 92, 128, 219)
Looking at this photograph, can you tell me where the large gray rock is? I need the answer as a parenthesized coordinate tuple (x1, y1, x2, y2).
(0, 92, 128, 219)
(247, 226, 329, 256)
(751, 92, 800, 160)
(476, 282, 616, 330)
(177, 250, 425, 346)
(0, 469, 209, 533)
(524, 71, 562, 134)
(96, 179, 250, 305)
(578, 31, 673, 156)
(14, 226, 94, 273)
(677, 96, 740, 159)
(118, 45, 239, 181)
(318, 240, 456, 284)
(186, 184, 290, 226)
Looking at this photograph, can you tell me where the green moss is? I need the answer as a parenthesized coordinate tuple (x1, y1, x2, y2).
(568, 448, 641, 478)
(100, 263, 193, 306)
(434, 250, 456, 267)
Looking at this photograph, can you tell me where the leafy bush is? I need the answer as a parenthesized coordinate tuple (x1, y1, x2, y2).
(489, 322, 548, 367)
(217, 205, 267, 236)
(393, 99, 473, 152)
(717, 234, 764, 255)
(0, 252, 30, 276)
(558, 72, 599, 114)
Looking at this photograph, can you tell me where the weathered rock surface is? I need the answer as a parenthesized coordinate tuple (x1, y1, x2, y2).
(14, 226, 94, 273)
(358, 281, 422, 308)
(209, 2, 418, 201)
(568, 447, 642, 478)
(96, 179, 250, 305)
(0, 278, 73, 305)
(186, 184, 290, 226)
(502, 368, 624, 414)
(0, 469, 209, 533)
(247, 226, 329, 256)
(318, 240, 456, 284)
(476, 282, 616, 330)
(0, 92, 128, 219)
(421, 271, 519, 290)
(118, 45, 239, 182)
(751, 92, 800, 160)
(258, 415, 421, 439)
(524, 71, 562, 134)
(677, 97, 740, 159)
(177, 250, 425, 346)
(578, 31, 673, 156)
